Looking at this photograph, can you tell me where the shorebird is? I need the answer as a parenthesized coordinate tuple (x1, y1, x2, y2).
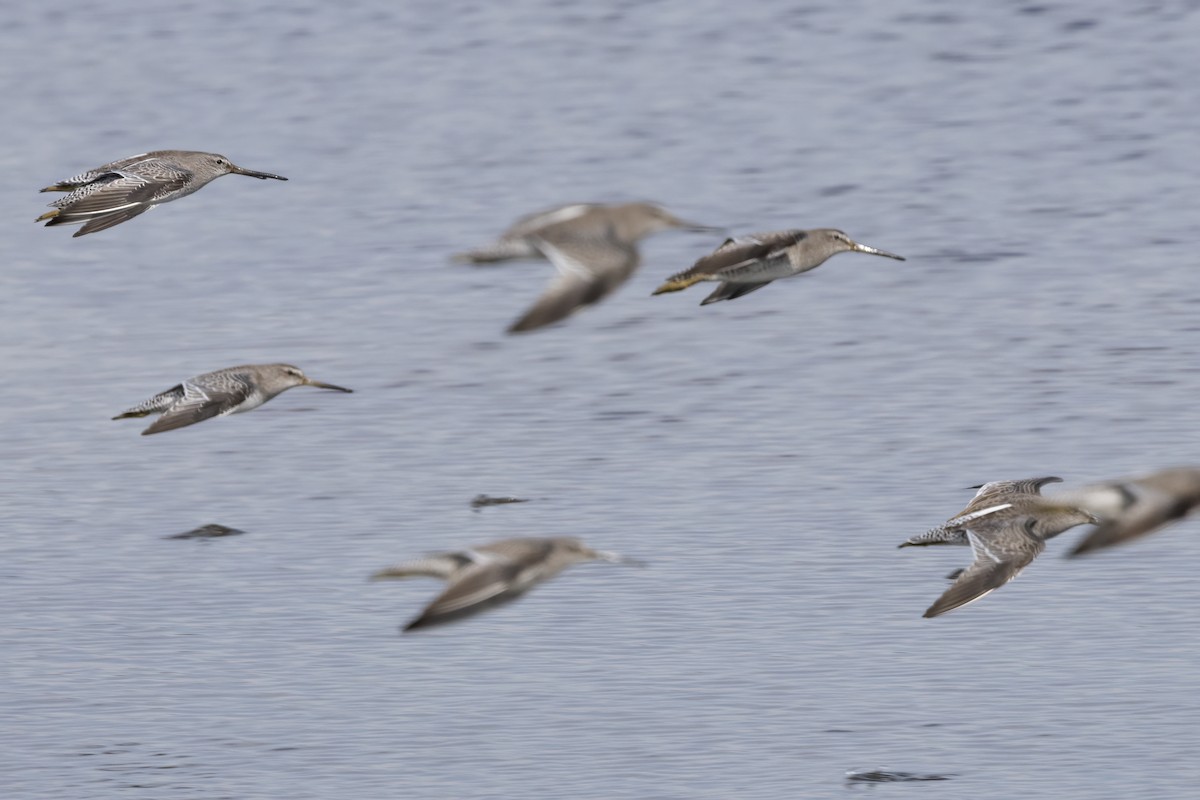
(899, 476, 1076, 548)
(651, 228, 904, 305)
(37, 150, 286, 237)
(1056, 467, 1200, 557)
(455, 202, 716, 333)
(371, 536, 637, 631)
(113, 363, 351, 435)
(900, 477, 1096, 617)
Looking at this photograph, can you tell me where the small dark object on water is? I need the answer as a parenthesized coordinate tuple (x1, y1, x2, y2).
(470, 494, 530, 511)
(845, 769, 951, 785)
(164, 523, 246, 540)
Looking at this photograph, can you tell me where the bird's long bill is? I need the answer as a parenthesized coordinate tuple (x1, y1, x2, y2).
(230, 164, 288, 181)
(305, 379, 353, 392)
(851, 241, 905, 261)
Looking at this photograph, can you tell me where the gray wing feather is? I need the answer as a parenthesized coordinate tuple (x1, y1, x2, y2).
(141, 376, 251, 435)
(923, 520, 1044, 618)
(663, 230, 806, 285)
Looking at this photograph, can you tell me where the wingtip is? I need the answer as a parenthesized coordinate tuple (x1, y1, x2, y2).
(506, 317, 543, 334)
(402, 616, 428, 632)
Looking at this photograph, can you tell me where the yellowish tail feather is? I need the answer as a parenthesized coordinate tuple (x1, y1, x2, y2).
(36, 209, 59, 222)
(651, 274, 707, 295)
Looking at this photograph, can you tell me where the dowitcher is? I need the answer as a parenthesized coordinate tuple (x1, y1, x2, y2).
(899, 476, 1077, 547)
(113, 363, 351, 435)
(920, 510, 1095, 618)
(37, 150, 286, 237)
(652, 228, 904, 304)
(455, 202, 716, 333)
(371, 536, 637, 631)
(1057, 467, 1200, 557)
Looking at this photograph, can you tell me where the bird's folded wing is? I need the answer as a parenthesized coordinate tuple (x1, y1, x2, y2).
(141, 377, 250, 435)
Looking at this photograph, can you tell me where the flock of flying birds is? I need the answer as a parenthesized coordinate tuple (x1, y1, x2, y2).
(36, 149, 1200, 630)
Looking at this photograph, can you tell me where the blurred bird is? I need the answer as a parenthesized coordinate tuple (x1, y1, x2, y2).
(38, 150, 286, 237)
(1056, 467, 1200, 557)
(652, 228, 904, 305)
(455, 202, 717, 333)
(371, 536, 638, 631)
(113, 363, 351, 435)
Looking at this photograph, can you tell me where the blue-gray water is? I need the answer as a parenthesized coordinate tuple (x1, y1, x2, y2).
(3, 2, 1200, 798)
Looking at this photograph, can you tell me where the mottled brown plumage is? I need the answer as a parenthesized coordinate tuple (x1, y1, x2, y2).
(38, 150, 286, 237)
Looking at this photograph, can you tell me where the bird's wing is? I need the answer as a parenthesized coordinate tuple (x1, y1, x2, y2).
(965, 477, 1061, 508)
(506, 233, 636, 333)
(370, 552, 476, 580)
(43, 169, 190, 237)
(699, 281, 773, 305)
(404, 559, 526, 630)
(40, 152, 159, 190)
(504, 203, 597, 237)
(71, 204, 154, 237)
(931, 476, 1063, 532)
(923, 518, 1044, 618)
(141, 376, 252, 435)
(474, 537, 557, 563)
(665, 230, 806, 282)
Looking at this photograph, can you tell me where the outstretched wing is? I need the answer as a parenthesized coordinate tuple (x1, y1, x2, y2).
(506, 233, 637, 333)
(404, 559, 525, 631)
(923, 519, 1044, 618)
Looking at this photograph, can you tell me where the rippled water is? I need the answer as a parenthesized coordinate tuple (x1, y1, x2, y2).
(3, 2, 1200, 798)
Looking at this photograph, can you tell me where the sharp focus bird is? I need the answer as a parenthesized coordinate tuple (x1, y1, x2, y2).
(38, 150, 287, 237)
(901, 477, 1096, 617)
(455, 202, 717, 333)
(1056, 467, 1200, 557)
(113, 363, 351, 435)
(652, 228, 904, 305)
(370, 536, 636, 631)
(899, 476, 1077, 548)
